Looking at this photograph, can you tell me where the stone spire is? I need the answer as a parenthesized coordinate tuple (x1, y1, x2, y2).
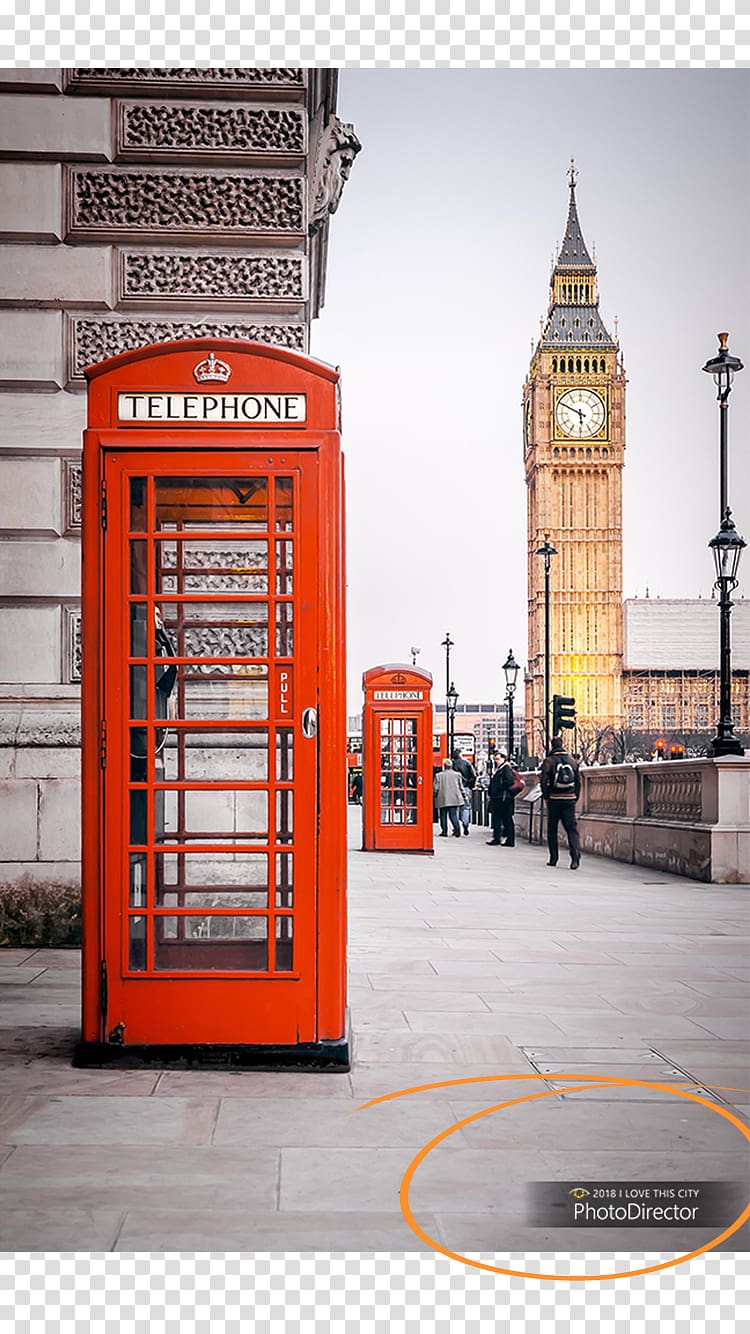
(538, 161, 616, 350)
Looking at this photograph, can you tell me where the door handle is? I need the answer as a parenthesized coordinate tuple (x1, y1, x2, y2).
(301, 707, 317, 738)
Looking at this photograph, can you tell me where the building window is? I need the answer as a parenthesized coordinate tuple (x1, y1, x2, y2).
(628, 708, 644, 729)
(662, 705, 676, 728)
(694, 704, 709, 729)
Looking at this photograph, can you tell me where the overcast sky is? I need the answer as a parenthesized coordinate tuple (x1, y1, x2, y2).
(310, 70, 750, 716)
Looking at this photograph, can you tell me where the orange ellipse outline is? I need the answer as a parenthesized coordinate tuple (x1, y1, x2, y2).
(354, 1072, 750, 1283)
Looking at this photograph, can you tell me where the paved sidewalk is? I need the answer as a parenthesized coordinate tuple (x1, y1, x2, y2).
(1, 809, 748, 1254)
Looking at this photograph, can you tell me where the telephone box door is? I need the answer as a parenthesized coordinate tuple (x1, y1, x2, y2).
(103, 449, 318, 1046)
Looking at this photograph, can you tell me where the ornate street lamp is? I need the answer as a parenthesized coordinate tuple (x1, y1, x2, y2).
(708, 511, 746, 756)
(702, 334, 745, 758)
(536, 537, 557, 754)
(410, 646, 421, 667)
(447, 681, 459, 758)
(502, 648, 520, 765)
(441, 630, 454, 756)
(703, 332, 743, 522)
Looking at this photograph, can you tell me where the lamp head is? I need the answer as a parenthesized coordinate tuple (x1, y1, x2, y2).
(703, 333, 743, 398)
(709, 508, 746, 584)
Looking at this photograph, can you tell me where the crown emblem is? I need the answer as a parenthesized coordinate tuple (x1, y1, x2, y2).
(391, 672, 407, 684)
(193, 353, 232, 384)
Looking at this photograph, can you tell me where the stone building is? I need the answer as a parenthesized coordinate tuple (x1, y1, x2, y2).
(0, 68, 359, 894)
(523, 166, 749, 757)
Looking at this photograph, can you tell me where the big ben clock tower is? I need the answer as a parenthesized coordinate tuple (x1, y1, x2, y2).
(524, 163, 625, 754)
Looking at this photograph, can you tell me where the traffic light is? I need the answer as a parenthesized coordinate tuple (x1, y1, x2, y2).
(654, 738, 665, 760)
(671, 744, 685, 759)
(552, 694, 576, 732)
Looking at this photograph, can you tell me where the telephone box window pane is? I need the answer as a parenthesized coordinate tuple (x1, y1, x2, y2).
(275, 852, 293, 908)
(180, 678, 269, 721)
(163, 729, 268, 782)
(130, 541, 147, 594)
(155, 477, 268, 531)
(163, 788, 268, 841)
(129, 853, 147, 907)
(129, 667, 148, 720)
(130, 606, 148, 658)
(154, 917, 268, 971)
(156, 851, 268, 903)
(275, 917, 293, 972)
(130, 729, 148, 783)
(275, 541, 293, 594)
(128, 916, 147, 970)
(275, 729, 293, 781)
(274, 477, 293, 531)
(158, 540, 268, 594)
(129, 478, 147, 532)
(275, 604, 294, 657)
(276, 789, 293, 843)
(161, 603, 269, 659)
(131, 787, 165, 845)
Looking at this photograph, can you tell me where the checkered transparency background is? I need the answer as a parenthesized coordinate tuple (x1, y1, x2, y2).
(3, 0, 749, 65)
(2, 1253, 749, 1328)
(3, 2, 749, 1327)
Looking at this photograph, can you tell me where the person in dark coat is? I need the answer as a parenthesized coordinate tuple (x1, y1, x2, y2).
(486, 751, 515, 846)
(540, 734, 581, 869)
(451, 748, 476, 836)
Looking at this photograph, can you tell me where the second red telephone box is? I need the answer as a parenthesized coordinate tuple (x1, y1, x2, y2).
(361, 665, 434, 853)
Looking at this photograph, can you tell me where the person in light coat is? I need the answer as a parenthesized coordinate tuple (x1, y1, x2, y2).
(433, 759, 466, 838)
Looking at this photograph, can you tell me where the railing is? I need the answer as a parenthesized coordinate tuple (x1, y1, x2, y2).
(510, 758, 749, 883)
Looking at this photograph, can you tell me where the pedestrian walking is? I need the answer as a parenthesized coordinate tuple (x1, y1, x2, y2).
(433, 759, 466, 838)
(350, 771, 362, 805)
(486, 751, 516, 846)
(540, 734, 581, 869)
(451, 748, 476, 836)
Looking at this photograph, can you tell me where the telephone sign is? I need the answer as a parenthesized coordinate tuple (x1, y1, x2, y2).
(75, 339, 349, 1068)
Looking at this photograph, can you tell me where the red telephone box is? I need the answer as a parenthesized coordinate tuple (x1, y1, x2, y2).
(361, 665, 434, 853)
(74, 339, 349, 1068)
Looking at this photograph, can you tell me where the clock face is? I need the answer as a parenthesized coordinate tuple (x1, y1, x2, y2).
(555, 388, 606, 438)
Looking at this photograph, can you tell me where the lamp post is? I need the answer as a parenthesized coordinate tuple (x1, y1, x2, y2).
(708, 512, 746, 756)
(441, 631, 453, 756)
(502, 648, 520, 766)
(410, 646, 420, 667)
(703, 334, 745, 758)
(447, 682, 459, 759)
(536, 537, 557, 754)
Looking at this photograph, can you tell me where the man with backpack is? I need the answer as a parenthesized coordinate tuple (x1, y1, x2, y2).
(540, 735, 581, 870)
(451, 748, 476, 835)
(486, 750, 520, 847)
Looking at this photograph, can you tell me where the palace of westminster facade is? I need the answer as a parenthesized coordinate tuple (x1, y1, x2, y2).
(523, 167, 749, 759)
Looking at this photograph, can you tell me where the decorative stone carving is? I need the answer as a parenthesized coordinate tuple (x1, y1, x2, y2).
(63, 605, 82, 683)
(309, 116, 361, 235)
(63, 458, 82, 534)
(644, 770, 703, 822)
(67, 169, 304, 242)
(68, 317, 305, 382)
(161, 545, 268, 593)
(117, 103, 305, 159)
(184, 626, 268, 659)
(119, 251, 305, 307)
(65, 69, 305, 94)
(585, 773, 627, 816)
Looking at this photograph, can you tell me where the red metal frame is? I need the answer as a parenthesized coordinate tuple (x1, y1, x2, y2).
(81, 340, 347, 1053)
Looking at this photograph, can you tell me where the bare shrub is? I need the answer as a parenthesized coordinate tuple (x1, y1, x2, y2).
(0, 876, 81, 947)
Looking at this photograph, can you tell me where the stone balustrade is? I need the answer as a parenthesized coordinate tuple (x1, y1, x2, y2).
(577, 757, 749, 884)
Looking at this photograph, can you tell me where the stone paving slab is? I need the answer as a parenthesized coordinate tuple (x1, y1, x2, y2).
(113, 1209, 435, 1252)
(0, 812, 747, 1252)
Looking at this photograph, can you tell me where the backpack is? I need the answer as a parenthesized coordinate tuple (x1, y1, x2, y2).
(551, 755, 576, 795)
(509, 768, 525, 797)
